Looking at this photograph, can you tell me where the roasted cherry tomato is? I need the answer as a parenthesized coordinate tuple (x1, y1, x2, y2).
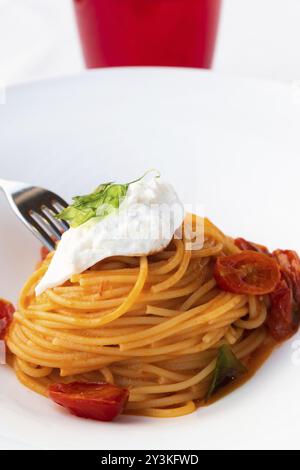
(48, 382, 129, 422)
(0, 298, 15, 339)
(235, 237, 269, 255)
(273, 250, 300, 304)
(214, 251, 280, 295)
(268, 250, 300, 341)
(40, 246, 50, 261)
(268, 279, 297, 341)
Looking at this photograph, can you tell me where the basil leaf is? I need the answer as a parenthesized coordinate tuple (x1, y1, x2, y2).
(56, 182, 126, 227)
(56, 171, 160, 228)
(71, 183, 113, 209)
(206, 344, 247, 400)
(55, 206, 95, 228)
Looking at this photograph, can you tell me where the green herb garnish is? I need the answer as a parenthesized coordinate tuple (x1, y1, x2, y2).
(56, 170, 160, 228)
(206, 344, 247, 400)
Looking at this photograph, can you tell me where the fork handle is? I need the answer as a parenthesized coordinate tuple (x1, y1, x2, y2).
(0, 177, 8, 188)
(0, 177, 30, 194)
(0, 178, 11, 194)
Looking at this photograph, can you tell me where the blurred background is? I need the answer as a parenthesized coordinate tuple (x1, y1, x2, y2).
(0, 0, 300, 85)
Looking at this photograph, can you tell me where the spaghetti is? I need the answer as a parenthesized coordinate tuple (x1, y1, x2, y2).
(6, 216, 276, 418)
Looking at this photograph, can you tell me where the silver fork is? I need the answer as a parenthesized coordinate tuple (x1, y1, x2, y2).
(0, 178, 69, 251)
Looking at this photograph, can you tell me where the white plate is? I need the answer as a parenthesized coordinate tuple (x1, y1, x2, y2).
(1, 68, 300, 450)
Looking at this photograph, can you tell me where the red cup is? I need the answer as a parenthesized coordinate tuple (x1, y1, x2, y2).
(73, 0, 222, 69)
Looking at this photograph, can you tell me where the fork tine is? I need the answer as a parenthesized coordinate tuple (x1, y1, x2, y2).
(0, 179, 70, 250)
(50, 202, 69, 231)
(31, 210, 62, 239)
(39, 192, 70, 232)
(53, 195, 69, 209)
(42, 192, 68, 210)
(27, 213, 58, 251)
(41, 206, 67, 234)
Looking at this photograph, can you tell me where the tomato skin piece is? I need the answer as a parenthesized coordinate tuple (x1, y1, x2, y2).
(48, 382, 129, 422)
(40, 246, 50, 261)
(214, 251, 280, 295)
(0, 298, 15, 340)
(235, 237, 269, 255)
(268, 250, 300, 341)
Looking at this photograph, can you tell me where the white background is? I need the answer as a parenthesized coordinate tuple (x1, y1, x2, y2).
(0, 0, 300, 85)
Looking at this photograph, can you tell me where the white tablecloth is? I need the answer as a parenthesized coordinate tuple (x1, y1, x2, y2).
(0, 0, 300, 85)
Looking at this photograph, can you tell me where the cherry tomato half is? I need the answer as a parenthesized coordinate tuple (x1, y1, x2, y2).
(0, 298, 15, 340)
(273, 250, 300, 304)
(48, 382, 129, 422)
(235, 237, 269, 255)
(268, 250, 300, 341)
(268, 279, 297, 341)
(214, 251, 280, 295)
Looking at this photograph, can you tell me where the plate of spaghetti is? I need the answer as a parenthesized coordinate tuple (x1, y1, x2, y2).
(1, 68, 300, 450)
